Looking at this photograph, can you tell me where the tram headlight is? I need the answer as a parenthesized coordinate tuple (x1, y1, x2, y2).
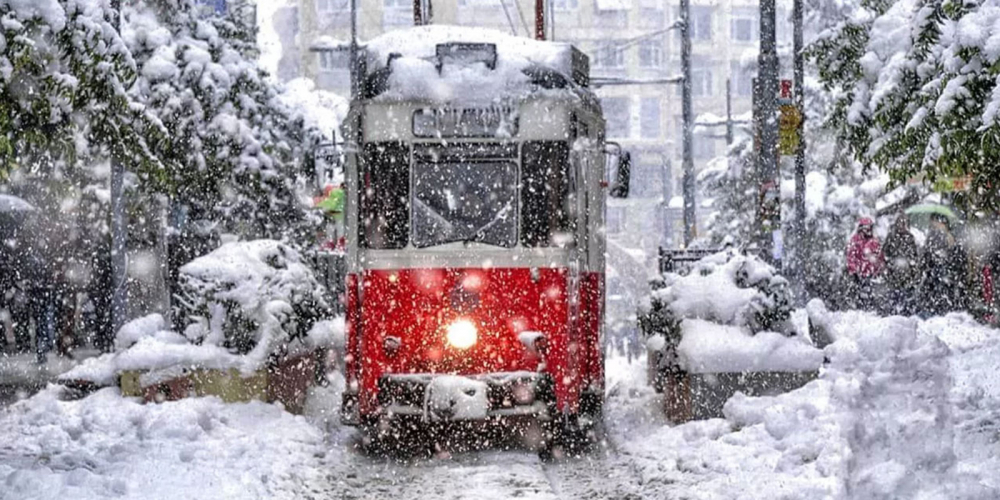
(446, 319, 478, 349)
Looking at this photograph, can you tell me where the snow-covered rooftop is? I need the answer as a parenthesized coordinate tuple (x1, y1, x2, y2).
(361, 26, 587, 104)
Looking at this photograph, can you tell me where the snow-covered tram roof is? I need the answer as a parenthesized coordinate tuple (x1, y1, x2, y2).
(359, 26, 596, 108)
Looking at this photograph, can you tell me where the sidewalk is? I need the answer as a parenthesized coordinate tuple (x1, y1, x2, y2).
(0, 349, 101, 404)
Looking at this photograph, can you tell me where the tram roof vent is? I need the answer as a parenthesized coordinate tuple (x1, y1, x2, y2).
(435, 43, 498, 73)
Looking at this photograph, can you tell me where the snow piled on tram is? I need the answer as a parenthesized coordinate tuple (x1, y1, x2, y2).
(362, 25, 583, 104)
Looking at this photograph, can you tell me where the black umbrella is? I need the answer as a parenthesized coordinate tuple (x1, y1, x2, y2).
(0, 194, 35, 213)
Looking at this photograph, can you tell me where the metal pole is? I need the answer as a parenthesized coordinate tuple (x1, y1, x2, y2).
(680, 0, 695, 246)
(349, 0, 358, 99)
(535, 0, 545, 40)
(548, 0, 554, 41)
(793, 0, 806, 276)
(757, 0, 780, 265)
(110, 0, 127, 339)
(726, 78, 734, 146)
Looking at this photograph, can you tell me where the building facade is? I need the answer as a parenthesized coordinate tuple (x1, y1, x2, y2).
(284, 0, 791, 266)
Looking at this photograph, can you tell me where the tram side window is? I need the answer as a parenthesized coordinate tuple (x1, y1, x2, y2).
(360, 141, 410, 249)
(521, 141, 574, 247)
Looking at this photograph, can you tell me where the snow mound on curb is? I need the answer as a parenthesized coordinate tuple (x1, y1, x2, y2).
(615, 310, 999, 499)
(678, 320, 825, 373)
(0, 387, 328, 500)
(176, 240, 331, 367)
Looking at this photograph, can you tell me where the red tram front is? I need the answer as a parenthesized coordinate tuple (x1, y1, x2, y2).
(338, 28, 630, 449)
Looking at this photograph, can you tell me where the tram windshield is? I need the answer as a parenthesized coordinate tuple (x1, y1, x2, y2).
(412, 162, 518, 248)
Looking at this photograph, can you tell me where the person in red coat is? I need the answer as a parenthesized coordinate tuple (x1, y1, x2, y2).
(846, 217, 884, 310)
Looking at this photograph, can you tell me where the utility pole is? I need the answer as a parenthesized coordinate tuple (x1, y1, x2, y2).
(349, 0, 359, 99)
(726, 78, 734, 146)
(792, 0, 806, 285)
(548, 0, 555, 40)
(680, 0, 695, 247)
(535, 0, 545, 40)
(756, 0, 780, 266)
(110, 0, 127, 341)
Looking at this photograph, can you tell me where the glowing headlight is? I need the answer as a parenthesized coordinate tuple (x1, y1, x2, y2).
(446, 319, 478, 349)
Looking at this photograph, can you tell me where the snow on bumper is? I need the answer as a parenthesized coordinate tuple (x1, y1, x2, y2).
(375, 372, 551, 422)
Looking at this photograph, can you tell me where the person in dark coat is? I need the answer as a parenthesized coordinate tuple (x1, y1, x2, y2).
(882, 214, 920, 315)
(0, 213, 35, 353)
(919, 214, 969, 317)
(24, 220, 58, 364)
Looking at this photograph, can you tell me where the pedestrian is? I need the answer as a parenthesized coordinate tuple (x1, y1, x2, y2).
(979, 241, 1000, 325)
(918, 213, 969, 317)
(845, 217, 884, 310)
(882, 214, 919, 315)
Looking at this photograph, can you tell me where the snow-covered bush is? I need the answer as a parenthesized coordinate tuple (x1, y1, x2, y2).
(173, 240, 331, 362)
(640, 251, 796, 338)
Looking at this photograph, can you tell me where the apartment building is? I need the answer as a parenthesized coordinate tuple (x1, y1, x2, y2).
(282, 0, 791, 264)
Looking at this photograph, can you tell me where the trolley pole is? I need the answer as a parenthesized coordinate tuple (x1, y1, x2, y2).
(110, 0, 128, 339)
(726, 78, 734, 146)
(680, 0, 695, 247)
(756, 0, 780, 266)
(792, 0, 806, 289)
(535, 0, 545, 40)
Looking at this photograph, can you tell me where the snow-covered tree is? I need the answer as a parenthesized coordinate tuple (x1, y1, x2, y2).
(0, 0, 166, 183)
(811, 0, 1000, 211)
(125, 0, 325, 240)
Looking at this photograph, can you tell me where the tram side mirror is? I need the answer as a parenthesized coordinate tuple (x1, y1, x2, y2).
(609, 150, 631, 198)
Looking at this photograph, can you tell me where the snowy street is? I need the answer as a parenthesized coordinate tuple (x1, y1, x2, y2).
(2, 311, 998, 499)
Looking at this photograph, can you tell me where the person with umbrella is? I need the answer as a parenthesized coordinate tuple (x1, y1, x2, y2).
(919, 212, 969, 316)
(882, 213, 920, 315)
(846, 217, 884, 310)
(0, 194, 36, 353)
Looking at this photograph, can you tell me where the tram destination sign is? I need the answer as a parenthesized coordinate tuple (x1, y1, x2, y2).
(413, 107, 519, 138)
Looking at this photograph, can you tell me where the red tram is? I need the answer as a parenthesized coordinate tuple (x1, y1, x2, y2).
(338, 27, 630, 451)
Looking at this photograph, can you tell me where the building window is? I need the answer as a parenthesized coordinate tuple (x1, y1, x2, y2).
(691, 66, 713, 96)
(592, 43, 625, 69)
(640, 97, 660, 139)
(194, 0, 226, 14)
(676, 6, 713, 41)
(731, 17, 756, 42)
(318, 50, 349, 71)
(553, 0, 578, 10)
(385, 0, 410, 7)
(694, 135, 715, 159)
(602, 97, 630, 139)
(638, 40, 663, 68)
(606, 206, 626, 234)
(730, 61, 754, 97)
(639, 0, 664, 27)
(632, 164, 661, 198)
(316, 0, 347, 12)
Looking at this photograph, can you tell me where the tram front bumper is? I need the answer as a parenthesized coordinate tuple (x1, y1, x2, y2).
(376, 372, 553, 422)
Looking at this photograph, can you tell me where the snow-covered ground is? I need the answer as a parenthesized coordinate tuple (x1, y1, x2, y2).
(1, 310, 998, 499)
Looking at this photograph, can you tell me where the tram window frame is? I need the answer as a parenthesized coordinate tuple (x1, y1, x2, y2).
(521, 141, 576, 248)
(359, 141, 410, 249)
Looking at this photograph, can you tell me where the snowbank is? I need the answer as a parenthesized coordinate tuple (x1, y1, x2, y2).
(614, 307, 999, 499)
(678, 320, 825, 373)
(640, 251, 819, 374)
(0, 387, 329, 500)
